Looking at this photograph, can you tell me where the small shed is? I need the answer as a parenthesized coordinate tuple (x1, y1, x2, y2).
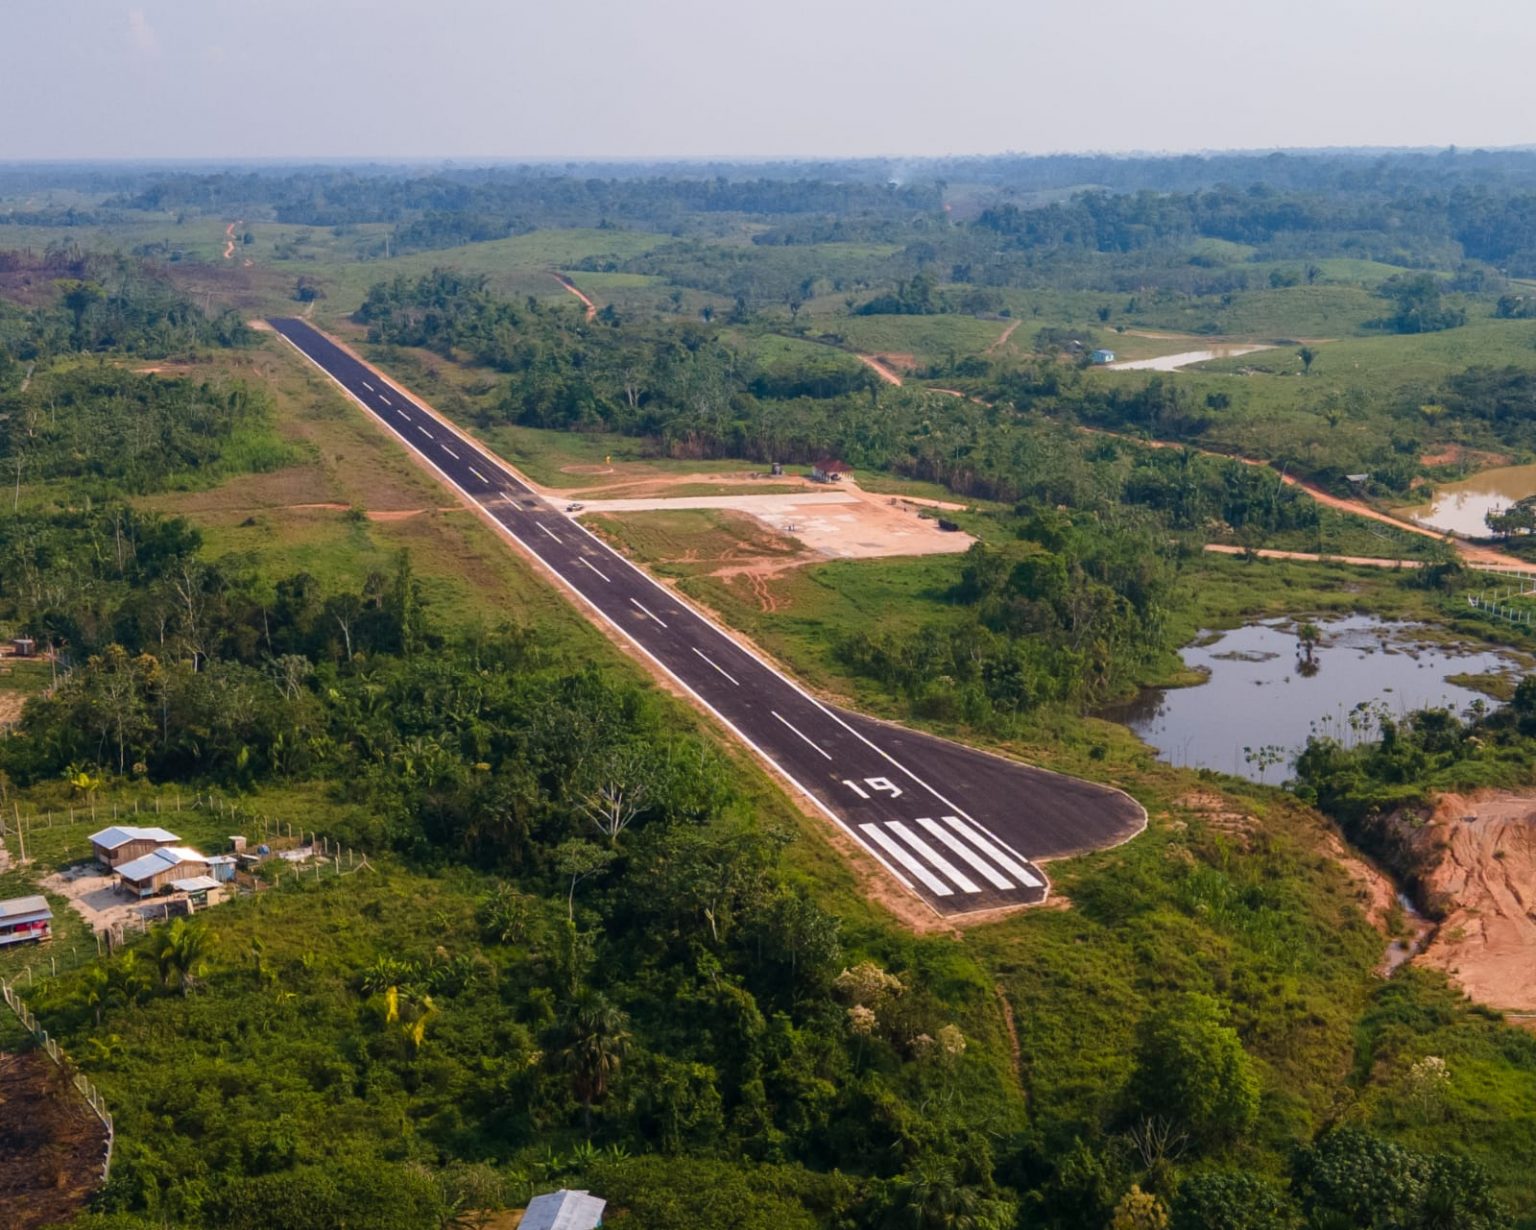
(812, 458, 853, 483)
(1090, 349, 1117, 365)
(206, 855, 238, 883)
(90, 825, 180, 870)
(12, 637, 36, 657)
(116, 846, 210, 898)
(171, 875, 220, 907)
(520, 1189, 606, 1230)
(0, 895, 52, 947)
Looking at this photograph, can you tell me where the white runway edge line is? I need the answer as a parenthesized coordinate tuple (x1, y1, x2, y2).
(269, 326, 971, 910)
(771, 710, 833, 761)
(691, 646, 740, 686)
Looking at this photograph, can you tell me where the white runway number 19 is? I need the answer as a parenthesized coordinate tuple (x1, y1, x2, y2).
(843, 777, 903, 799)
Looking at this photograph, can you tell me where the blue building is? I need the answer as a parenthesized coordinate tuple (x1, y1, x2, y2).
(1090, 349, 1117, 365)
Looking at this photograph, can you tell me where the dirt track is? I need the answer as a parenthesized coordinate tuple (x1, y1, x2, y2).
(0, 1051, 108, 1230)
(1415, 791, 1536, 1012)
(857, 354, 905, 385)
(551, 272, 597, 320)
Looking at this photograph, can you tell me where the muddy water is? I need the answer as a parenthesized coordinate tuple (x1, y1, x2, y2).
(1403, 461, 1536, 536)
(1106, 344, 1273, 372)
(1102, 615, 1521, 784)
(1382, 891, 1436, 975)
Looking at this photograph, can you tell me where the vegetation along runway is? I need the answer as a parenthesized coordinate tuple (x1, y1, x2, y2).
(269, 317, 1146, 917)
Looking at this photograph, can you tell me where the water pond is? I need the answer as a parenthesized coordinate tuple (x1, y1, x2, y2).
(1103, 615, 1523, 784)
(1403, 461, 1536, 537)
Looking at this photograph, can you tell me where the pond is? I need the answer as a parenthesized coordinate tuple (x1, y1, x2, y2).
(1403, 461, 1536, 537)
(1102, 615, 1522, 784)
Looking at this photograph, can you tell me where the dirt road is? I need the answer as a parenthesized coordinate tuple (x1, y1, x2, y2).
(1203, 544, 1423, 569)
(222, 220, 242, 261)
(857, 354, 905, 386)
(551, 272, 597, 320)
(1081, 427, 1535, 572)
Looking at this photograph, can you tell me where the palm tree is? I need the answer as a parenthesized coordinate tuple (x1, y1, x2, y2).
(558, 992, 630, 1129)
(152, 918, 207, 995)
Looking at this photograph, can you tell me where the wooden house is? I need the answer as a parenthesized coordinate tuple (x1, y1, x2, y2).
(90, 825, 180, 870)
(115, 847, 210, 898)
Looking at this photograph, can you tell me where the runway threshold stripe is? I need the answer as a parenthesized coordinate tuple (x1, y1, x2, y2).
(860, 825, 953, 897)
(886, 822, 981, 893)
(771, 710, 832, 760)
(915, 817, 1013, 890)
(941, 815, 1042, 888)
(691, 646, 740, 686)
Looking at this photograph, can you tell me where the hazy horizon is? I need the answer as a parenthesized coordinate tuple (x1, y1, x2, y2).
(5, 0, 1536, 162)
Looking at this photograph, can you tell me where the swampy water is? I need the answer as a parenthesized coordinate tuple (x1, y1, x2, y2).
(1103, 615, 1521, 783)
(1403, 461, 1536, 537)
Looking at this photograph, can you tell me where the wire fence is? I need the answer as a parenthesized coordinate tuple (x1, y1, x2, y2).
(1, 976, 114, 1183)
(0, 790, 380, 1196)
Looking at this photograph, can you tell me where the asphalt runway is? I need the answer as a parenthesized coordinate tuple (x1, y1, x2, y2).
(269, 318, 1146, 916)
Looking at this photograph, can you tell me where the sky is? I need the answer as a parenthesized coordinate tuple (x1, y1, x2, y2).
(4, 0, 1535, 162)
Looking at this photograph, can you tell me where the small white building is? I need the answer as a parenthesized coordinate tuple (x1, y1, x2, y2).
(1090, 348, 1116, 365)
(520, 1189, 606, 1230)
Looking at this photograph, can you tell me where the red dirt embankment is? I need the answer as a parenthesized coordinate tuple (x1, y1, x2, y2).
(1414, 791, 1536, 1012)
(0, 1051, 109, 1229)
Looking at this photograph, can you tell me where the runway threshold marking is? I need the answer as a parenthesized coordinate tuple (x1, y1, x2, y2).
(916, 816, 1014, 890)
(771, 710, 832, 760)
(691, 646, 740, 686)
(941, 815, 1042, 888)
(630, 598, 668, 627)
(886, 821, 980, 893)
(860, 824, 953, 897)
(579, 557, 610, 582)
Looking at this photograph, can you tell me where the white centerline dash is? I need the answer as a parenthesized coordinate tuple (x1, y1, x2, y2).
(378, 394, 391, 406)
(441, 445, 458, 460)
(415, 425, 433, 440)
(630, 598, 668, 628)
(578, 557, 610, 582)
(362, 381, 374, 392)
(469, 466, 489, 484)
(771, 710, 832, 760)
(691, 646, 740, 686)
(538, 523, 562, 544)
